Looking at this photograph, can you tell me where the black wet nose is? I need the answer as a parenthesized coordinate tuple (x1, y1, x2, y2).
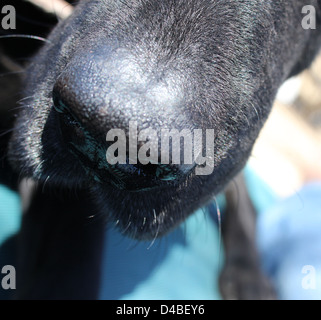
(53, 91, 195, 190)
(52, 46, 195, 191)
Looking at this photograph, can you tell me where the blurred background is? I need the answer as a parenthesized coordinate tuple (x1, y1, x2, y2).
(251, 55, 321, 198)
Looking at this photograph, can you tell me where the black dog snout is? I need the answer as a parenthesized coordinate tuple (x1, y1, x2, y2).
(52, 45, 196, 191)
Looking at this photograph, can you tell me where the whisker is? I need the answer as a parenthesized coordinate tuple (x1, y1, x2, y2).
(42, 175, 51, 193)
(17, 96, 35, 104)
(213, 197, 223, 272)
(0, 34, 51, 43)
(147, 225, 159, 250)
(9, 105, 30, 113)
(0, 127, 16, 138)
(121, 214, 132, 235)
(147, 209, 160, 250)
(250, 101, 260, 122)
(0, 70, 25, 78)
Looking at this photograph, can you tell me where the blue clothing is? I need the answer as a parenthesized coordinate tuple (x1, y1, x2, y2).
(99, 206, 222, 300)
(257, 182, 321, 300)
(1, 166, 321, 299)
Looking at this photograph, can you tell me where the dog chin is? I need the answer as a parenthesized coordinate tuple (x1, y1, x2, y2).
(90, 175, 194, 241)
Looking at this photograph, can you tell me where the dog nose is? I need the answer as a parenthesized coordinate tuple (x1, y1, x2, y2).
(53, 86, 196, 189)
(52, 45, 196, 190)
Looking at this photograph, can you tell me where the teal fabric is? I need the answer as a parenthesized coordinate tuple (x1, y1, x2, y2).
(0, 185, 21, 300)
(244, 166, 279, 215)
(257, 182, 321, 300)
(99, 205, 223, 300)
(0, 185, 21, 246)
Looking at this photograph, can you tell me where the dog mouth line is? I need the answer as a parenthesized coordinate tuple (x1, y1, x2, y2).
(71, 146, 186, 192)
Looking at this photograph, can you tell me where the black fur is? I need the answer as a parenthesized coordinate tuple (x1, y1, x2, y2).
(4, 0, 321, 298)
(9, 0, 321, 239)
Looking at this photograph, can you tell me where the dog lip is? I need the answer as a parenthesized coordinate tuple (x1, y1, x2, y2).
(97, 164, 183, 191)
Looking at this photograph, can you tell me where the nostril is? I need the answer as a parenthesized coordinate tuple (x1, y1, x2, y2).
(52, 85, 76, 118)
(110, 161, 196, 185)
(155, 164, 182, 181)
(113, 163, 178, 181)
(53, 88, 67, 114)
(52, 85, 84, 131)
